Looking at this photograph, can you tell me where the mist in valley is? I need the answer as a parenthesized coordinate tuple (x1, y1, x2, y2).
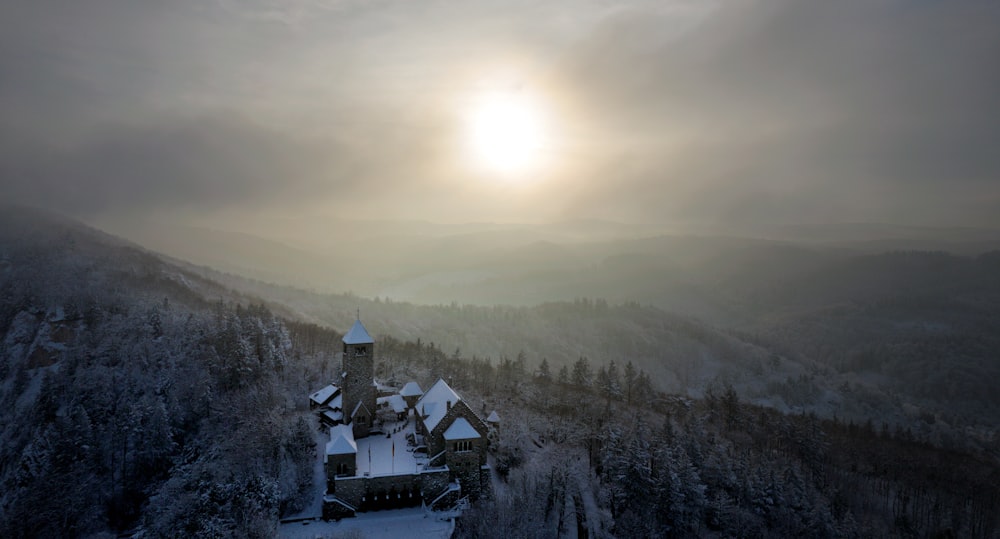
(3, 0, 1000, 537)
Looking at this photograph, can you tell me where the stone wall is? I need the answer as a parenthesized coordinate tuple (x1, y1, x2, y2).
(325, 466, 452, 518)
(325, 453, 356, 488)
(360, 473, 421, 510)
(330, 476, 366, 508)
(448, 449, 483, 499)
(323, 495, 356, 520)
(342, 342, 376, 437)
(420, 467, 450, 497)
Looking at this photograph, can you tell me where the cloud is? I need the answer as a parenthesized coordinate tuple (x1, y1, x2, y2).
(1, 0, 998, 226)
(1, 115, 321, 214)
(545, 0, 1000, 225)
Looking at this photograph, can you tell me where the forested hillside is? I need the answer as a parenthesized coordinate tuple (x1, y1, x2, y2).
(369, 335, 1000, 538)
(185, 258, 1000, 458)
(3, 208, 999, 537)
(738, 251, 1000, 437)
(0, 208, 337, 537)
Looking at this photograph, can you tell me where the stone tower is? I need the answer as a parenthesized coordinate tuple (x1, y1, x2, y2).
(342, 318, 376, 439)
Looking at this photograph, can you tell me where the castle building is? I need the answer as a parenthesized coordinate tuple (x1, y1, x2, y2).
(309, 319, 494, 519)
(341, 319, 376, 439)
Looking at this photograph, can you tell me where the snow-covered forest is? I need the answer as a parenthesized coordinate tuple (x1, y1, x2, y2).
(190, 252, 1000, 459)
(0, 210, 333, 536)
(2, 209, 999, 538)
(373, 338, 999, 538)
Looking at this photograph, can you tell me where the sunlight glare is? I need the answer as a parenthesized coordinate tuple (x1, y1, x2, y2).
(468, 93, 546, 176)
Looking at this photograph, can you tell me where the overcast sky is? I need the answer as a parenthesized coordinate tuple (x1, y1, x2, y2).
(2, 0, 999, 228)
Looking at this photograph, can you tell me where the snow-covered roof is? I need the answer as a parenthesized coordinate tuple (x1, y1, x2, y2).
(487, 410, 500, 423)
(342, 319, 374, 345)
(416, 378, 461, 433)
(310, 384, 339, 406)
(386, 394, 407, 414)
(323, 410, 344, 422)
(326, 425, 357, 455)
(329, 394, 342, 411)
(443, 417, 481, 440)
(400, 381, 424, 397)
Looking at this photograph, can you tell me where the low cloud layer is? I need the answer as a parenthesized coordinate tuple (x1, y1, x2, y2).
(2, 0, 998, 227)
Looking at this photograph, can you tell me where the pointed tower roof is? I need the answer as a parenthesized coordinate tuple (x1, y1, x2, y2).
(342, 319, 374, 345)
(487, 410, 500, 423)
(326, 424, 357, 455)
(400, 381, 424, 397)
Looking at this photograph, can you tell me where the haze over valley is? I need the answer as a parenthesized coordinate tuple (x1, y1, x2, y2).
(2, 0, 1000, 537)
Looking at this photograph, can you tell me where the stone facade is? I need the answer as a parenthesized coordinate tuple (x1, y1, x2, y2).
(340, 319, 376, 440)
(342, 344, 375, 439)
(323, 467, 453, 519)
(418, 383, 491, 502)
(314, 321, 495, 519)
(325, 452, 355, 484)
(446, 447, 483, 499)
(425, 400, 489, 461)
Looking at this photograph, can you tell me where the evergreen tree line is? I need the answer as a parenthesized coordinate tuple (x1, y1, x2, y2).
(365, 335, 999, 537)
(0, 259, 333, 537)
(450, 358, 999, 538)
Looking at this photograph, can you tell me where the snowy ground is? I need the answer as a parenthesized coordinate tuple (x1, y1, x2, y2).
(284, 414, 432, 524)
(356, 415, 427, 476)
(279, 507, 454, 539)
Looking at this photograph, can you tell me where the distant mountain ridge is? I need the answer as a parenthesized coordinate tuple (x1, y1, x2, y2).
(6, 206, 999, 458)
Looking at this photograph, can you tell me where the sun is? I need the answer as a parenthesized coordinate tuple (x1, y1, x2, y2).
(467, 92, 547, 175)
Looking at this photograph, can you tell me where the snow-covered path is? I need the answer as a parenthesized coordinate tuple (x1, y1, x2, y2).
(283, 431, 329, 520)
(279, 507, 454, 539)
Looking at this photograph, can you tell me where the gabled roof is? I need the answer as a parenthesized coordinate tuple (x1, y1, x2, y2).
(416, 378, 461, 433)
(342, 319, 374, 345)
(386, 394, 407, 414)
(400, 381, 424, 397)
(310, 384, 339, 406)
(329, 393, 342, 411)
(351, 399, 371, 419)
(326, 424, 357, 455)
(443, 417, 481, 440)
(487, 410, 500, 423)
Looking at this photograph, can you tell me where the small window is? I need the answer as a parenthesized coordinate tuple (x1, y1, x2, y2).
(453, 441, 472, 452)
(356, 346, 367, 356)
(357, 415, 366, 425)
